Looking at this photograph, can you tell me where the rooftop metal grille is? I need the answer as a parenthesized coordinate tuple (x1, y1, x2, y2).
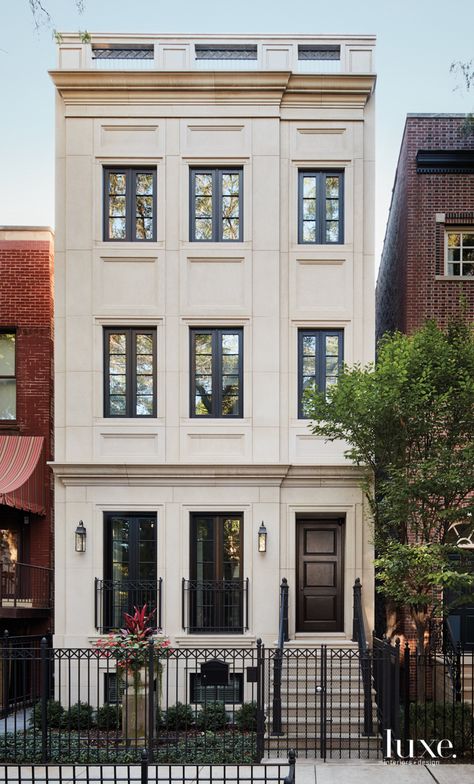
(93, 46, 154, 60)
(195, 44, 258, 60)
(298, 45, 340, 60)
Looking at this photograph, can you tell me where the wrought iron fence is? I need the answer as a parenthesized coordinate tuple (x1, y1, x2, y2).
(0, 640, 265, 765)
(1, 636, 473, 765)
(1, 753, 295, 784)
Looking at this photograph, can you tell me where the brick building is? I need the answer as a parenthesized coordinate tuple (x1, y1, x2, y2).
(0, 227, 54, 638)
(376, 115, 474, 650)
(376, 113, 474, 342)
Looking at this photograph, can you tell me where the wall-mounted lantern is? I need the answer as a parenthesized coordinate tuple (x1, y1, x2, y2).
(257, 522, 267, 553)
(74, 520, 87, 553)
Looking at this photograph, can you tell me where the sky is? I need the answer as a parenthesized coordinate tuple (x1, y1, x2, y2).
(0, 0, 473, 270)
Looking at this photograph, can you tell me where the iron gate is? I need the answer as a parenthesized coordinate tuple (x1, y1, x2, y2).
(264, 645, 381, 760)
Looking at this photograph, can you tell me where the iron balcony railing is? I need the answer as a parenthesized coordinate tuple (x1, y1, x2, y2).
(94, 578, 162, 633)
(0, 562, 52, 611)
(182, 578, 249, 634)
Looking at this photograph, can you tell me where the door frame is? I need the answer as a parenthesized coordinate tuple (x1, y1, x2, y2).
(295, 515, 345, 634)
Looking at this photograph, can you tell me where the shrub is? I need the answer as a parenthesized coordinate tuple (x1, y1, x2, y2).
(63, 701, 95, 729)
(196, 701, 228, 732)
(235, 701, 257, 731)
(401, 701, 473, 757)
(29, 700, 65, 729)
(164, 701, 194, 730)
(0, 729, 256, 764)
(96, 703, 121, 731)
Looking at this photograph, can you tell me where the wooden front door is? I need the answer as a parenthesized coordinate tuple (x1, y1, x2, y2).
(296, 519, 344, 633)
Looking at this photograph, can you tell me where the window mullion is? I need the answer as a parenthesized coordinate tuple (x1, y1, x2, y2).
(215, 170, 221, 242)
(129, 330, 135, 418)
(128, 170, 134, 243)
(214, 330, 221, 417)
(317, 173, 324, 244)
(318, 331, 325, 394)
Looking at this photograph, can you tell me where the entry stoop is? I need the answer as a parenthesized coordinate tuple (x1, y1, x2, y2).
(263, 643, 380, 760)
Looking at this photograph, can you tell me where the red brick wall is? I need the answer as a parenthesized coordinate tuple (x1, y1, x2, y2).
(0, 234, 54, 634)
(376, 116, 474, 339)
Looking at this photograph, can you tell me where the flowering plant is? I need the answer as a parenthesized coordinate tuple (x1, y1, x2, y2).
(95, 604, 172, 675)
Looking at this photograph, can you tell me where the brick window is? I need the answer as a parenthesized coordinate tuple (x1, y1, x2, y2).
(446, 229, 474, 277)
(104, 328, 156, 417)
(298, 329, 343, 418)
(0, 332, 16, 420)
(104, 168, 157, 241)
(190, 328, 243, 417)
(190, 169, 242, 242)
(298, 171, 344, 244)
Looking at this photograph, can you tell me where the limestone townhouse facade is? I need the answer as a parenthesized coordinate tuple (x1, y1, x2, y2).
(50, 33, 376, 652)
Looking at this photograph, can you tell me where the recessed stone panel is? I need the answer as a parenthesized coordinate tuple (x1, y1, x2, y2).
(294, 258, 347, 313)
(184, 256, 247, 311)
(98, 124, 161, 156)
(96, 256, 159, 310)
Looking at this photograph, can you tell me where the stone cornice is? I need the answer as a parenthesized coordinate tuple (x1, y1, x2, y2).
(49, 462, 369, 487)
(49, 70, 375, 108)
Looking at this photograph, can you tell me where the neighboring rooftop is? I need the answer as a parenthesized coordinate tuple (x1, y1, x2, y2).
(55, 33, 375, 74)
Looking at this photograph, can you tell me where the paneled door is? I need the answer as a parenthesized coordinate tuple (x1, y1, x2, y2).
(296, 519, 344, 633)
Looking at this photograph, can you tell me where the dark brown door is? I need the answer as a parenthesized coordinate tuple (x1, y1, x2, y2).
(296, 519, 344, 633)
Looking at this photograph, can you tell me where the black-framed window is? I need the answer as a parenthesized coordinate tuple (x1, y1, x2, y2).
(190, 673, 243, 704)
(298, 329, 343, 418)
(104, 512, 157, 630)
(446, 229, 474, 276)
(104, 168, 157, 241)
(190, 328, 243, 418)
(0, 332, 16, 420)
(190, 168, 242, 242)
(189, 512, 243, 633)
(298, 171, 343, 244)
(104, 328, 156, 417)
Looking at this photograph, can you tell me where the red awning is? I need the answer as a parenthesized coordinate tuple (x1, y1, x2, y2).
(0, 436, 45, 515)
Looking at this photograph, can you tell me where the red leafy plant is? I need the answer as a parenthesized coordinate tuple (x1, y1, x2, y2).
(95, 604, 172, 675)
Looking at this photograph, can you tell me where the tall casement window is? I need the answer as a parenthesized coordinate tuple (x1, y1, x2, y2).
(190, 168, 242, 242)
(0, 333, 16, 420)
(298, 329, 343, 418)
(104, 328, 156, 417)
(190, 328, 243, 418)
(104, 168, 156, 241)
(103, 513, 157, 631)
(189, 513, 243, 633)
(298, 171, 344, 244)
(446, 230, 474, 276)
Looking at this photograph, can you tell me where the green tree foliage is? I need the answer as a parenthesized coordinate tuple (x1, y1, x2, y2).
(305, 320, 474, 646)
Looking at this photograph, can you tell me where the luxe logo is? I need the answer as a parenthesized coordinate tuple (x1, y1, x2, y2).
(385, 729, 456, 760)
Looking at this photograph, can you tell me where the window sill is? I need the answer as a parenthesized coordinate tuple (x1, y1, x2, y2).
(435, 275, 474, 281)
(0, 422, 20, 431)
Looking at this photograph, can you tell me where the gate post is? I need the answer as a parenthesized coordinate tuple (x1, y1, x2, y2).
(40, 636, 49, 764)
(319, 645, 327, 761)
(271, 647, 283, 735)
(147, 638, 155, 762)
(256, 638, 265, 761)
(403, 642, 410, 756)
(1, 631, 9, 718)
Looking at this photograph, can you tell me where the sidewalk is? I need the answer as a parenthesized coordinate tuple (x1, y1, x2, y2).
(296, 760, 474, 784)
